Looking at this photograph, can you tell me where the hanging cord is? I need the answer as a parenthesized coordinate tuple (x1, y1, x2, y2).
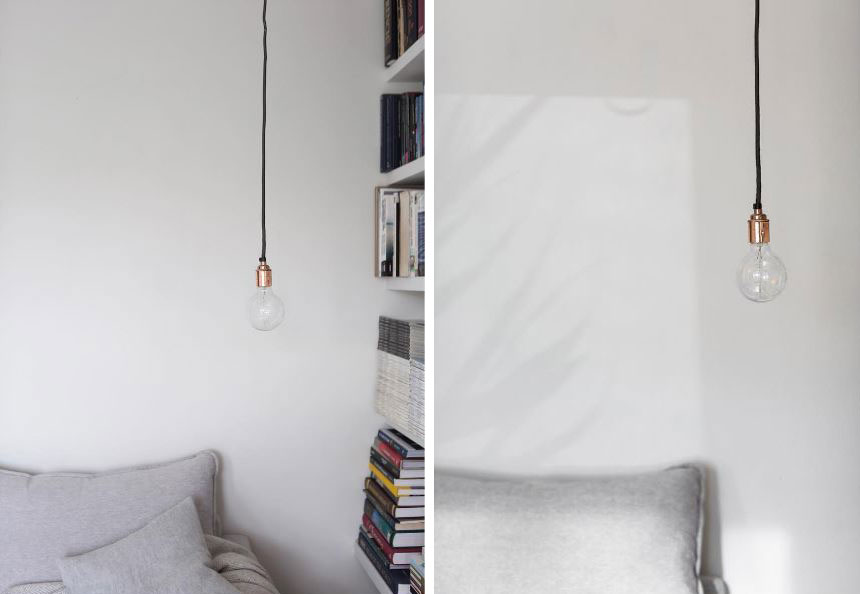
(753, 0, 762, 210)
(260, 0, 268, 262)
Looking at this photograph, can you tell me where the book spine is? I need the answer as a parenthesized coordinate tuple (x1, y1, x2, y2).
(398, 191, 410, 277)
(361, 514, 396, 552)
(371, 447, 402, 478)
(377, 429, 410, 458)
(358, 528, 399, 593)
(364, 500, 396, 544)
(372, 508, 397, 542)
(380, 96, 386, 172)
(365, 476, 398, 515)
(384, 0, 396, 66)
(397, 0, 406, 57)
(375, 437, 405, 467)
(362, 514, 394, 561)
(369, 463, 403, 496)
(365, 490, 399, 529)
(359, 526, 390, 567)
(417, 0, 424, 37)
(406, 0, 417, 49)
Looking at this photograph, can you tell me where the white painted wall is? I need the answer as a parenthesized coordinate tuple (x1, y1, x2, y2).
(436, 1, 860, 593)
(0, 1, 421, 592)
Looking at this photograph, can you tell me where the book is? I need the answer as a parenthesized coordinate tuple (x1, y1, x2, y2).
(384, 0, 398, 66)
(405, 0, 417, 51)
(367, 475, 425, 507)
(375, 437, 425, 470)
(409, 191, 421, 277)
(417, 0, 424, 38)
(361, 521, 423, 565)
(360, 526, 411, 570)
(417, 194, 425, 276)
(369, 463, 425, 496)
(376, 188, 401, 276)
(356, 538, 410, 594)
(363, 510, 425, 548)
(378, 428, 423, 458)
(397, 191, 411, 277)
(365, 477, 425, 517)
(362, 515, 424, 560)
(396, 0, 406, 57)
(371, 446, 424, 479)
(365, 491, 425, 532)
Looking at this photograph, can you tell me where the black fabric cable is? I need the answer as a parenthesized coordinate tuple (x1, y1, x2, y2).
(754, 0, 762, 210)
(260, 0, 268, 263)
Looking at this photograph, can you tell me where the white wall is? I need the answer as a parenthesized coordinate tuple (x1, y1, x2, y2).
(0, 1, 421, 592)
(436, 1, 860, 593)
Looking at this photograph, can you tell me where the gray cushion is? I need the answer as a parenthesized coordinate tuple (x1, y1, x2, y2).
(0, 451, 220, 592)
(436, 466, 704, 594)
(57, 497, 237, 594)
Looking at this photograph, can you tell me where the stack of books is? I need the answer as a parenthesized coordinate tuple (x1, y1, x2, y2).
(410, 557, 425, 594)
(375, 317, 425, 445)
(384, 0, 425, 66)
(380, 92, 424, 172)
(356, 428, 425, 594)
(375, 188, 425, 278)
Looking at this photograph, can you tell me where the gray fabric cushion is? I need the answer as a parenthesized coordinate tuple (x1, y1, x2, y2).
(57, 497, 237, 594)
(0, 451, 220, 592)
(436, 466, 704, 594)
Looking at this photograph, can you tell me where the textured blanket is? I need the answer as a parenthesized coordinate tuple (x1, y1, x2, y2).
(3, 535, 279, 594)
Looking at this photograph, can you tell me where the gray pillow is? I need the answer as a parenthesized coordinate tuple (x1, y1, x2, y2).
(435, 466, 704, 594)
(58, 497, 237, 594)
(0, 451, 220, 592)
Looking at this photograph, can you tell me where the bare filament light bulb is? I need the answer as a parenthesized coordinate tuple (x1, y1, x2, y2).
(737, 207, 787, 302)
(249, 260, 285, 331)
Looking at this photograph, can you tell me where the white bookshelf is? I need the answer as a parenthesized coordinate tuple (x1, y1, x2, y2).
(359, 21, 425, 594)
(379, 34, 425, 294)
(384, 36, 425, 83)
(382, 156, 424, 186)
(385, 277, 424, 292)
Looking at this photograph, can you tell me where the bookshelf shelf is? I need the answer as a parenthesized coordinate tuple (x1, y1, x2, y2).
(385, 277, 424, 293)
(382, 156, 424, 186)
(384, 37, 425, 83)
(355, 542, 391, 594)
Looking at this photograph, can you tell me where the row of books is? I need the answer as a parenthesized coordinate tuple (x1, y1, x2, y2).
(356, 428, 425, 594)
(384, 0, 425, 66)
(380, 92, 424, 173)
(375, 317, 424, 445)
(375, 188, 425, 278)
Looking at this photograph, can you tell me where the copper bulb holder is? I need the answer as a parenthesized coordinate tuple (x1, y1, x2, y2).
(256, 261, 273, 288)
(747, 208, 771, 244)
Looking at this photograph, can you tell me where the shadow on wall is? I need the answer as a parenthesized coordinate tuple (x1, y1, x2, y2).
(436, 93, 704, 470)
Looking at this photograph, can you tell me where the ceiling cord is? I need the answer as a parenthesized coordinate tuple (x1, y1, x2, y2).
(754, 0, 762, 210)
(260, 0, 268, 263)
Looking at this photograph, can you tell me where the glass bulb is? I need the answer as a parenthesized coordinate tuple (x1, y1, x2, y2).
(737, 243, 787, 302)
(248, 286, 285, 331)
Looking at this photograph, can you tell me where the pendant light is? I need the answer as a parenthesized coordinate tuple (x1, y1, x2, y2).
(248, 0, 285, 331)
(737, 0, 787, 302)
